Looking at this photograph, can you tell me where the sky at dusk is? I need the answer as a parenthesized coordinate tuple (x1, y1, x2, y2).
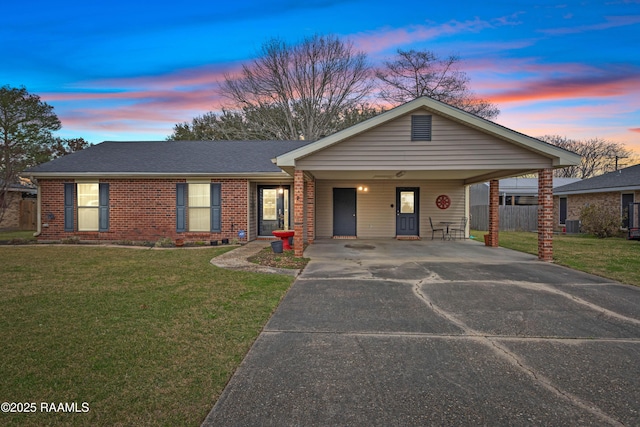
(2, 0, 639, 155)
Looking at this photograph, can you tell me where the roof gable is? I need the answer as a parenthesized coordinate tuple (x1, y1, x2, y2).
(276, 96, 581, 169)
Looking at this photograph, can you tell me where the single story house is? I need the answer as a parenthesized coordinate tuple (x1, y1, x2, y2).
(469, 177, 581, 232)
(470, 177, 581, 207)
(26, 97, 581, 260)
(0, 179, 37, 230)
(554, 163, 640, 229)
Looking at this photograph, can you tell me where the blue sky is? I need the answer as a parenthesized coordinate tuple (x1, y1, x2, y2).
(2, 0, 639, 154)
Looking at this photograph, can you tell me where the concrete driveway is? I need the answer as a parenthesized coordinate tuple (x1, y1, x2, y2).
(203, 239, 640, 426)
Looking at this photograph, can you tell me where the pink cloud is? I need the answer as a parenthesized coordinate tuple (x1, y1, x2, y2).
(488, 73, 640, 104)
(631, 128, 640, 133)
(87, 62, 245, 90)
(498, 105, 640, 155)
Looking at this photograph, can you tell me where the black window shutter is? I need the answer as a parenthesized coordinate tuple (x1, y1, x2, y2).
(64, 183, 74, 232)
(411, 115, 432, 141)
(99, 183, 110, 232)
(559, 197, 567, 225)
(176, 183, 186, 232)
(211, 183, 221, 232)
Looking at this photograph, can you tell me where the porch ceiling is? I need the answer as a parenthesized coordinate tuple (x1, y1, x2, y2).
(302, 168, 536, 184)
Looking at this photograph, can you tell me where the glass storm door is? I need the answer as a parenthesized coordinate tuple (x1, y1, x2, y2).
(259, 186, 290, 236)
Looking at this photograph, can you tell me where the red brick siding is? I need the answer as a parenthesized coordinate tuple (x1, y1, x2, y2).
(0, 192, 22, 229)
(294, 170, 305, 257)
(38, 178, 249, 243)
(488, 179, 499, 247)
(305, 178, 315, 243)
(538, 169, 553, 261)
(553, 190, 639, 229)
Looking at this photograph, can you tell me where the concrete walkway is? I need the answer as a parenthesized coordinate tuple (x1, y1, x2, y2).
(210, 240, 300, 277)
(203, 238, 640, 426)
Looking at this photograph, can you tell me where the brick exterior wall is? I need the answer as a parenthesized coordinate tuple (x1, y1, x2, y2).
(305, 178, 315, 244)
(553, 190, 639, 230)
(488, 179, 499, 247)
(538, 168, 553, 262)
(0, 192, 22, 230)
(38, 178, 249, 243)
(294, 170, 305, 257)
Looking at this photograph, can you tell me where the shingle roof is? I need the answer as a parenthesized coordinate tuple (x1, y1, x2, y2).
(26, 140, 312, 175)
(554, 164, 640, 194)
(498, 177, 581, 194)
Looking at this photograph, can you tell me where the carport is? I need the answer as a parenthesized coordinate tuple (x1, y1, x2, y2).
(274, 97, 581, 260)
(204, 238, 640, 426)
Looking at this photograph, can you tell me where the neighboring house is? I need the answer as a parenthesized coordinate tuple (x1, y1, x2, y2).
(554, 163, 640, 230)
(0, 179, 37, 230)
(471, 177, 581, 206)
(26, 97, 581, 260)
(469, 177, 581, 231)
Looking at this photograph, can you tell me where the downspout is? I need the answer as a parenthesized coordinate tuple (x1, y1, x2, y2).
(32, 177, 41, 237)
(464, 185, 470, 237)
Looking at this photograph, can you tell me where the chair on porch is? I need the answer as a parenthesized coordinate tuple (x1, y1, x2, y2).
(429, 217, 445, 240)
(450, 217, 468, 240)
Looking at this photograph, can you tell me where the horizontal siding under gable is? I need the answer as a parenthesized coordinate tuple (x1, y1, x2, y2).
(297, 110, 552, 170)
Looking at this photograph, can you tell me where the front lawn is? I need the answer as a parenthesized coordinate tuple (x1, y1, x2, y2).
(0, 246, 294, 426)
(471, 230, 640, 287)
(0, 230, 36, 243)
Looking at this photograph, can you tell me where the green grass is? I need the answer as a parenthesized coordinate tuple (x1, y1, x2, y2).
(0, 230, 36, 241)
(0, 246, 294, 426)
(471, 230, 640, 287)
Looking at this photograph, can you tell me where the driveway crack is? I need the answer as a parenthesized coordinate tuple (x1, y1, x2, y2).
(413, 281, 625, 426)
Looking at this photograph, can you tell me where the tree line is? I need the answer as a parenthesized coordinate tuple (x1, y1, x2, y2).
(2, 34, 636, 223)
(168, 34, 499, 142)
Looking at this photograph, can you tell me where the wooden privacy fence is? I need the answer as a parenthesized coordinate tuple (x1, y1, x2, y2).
(20, 199, 37, 230)
(470, 205, 539, 231)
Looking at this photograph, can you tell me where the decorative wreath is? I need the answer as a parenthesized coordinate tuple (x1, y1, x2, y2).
(435, 194, 451, 210)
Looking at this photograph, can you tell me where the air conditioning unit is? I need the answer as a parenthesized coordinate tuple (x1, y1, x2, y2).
(565, 220, 580, 234)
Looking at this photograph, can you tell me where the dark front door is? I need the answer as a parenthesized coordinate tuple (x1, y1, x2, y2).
(333, 188, 356, 236)
(559, 197, 568, 225)
(622, 193, 634, 229)
(396, 187, 419, 235)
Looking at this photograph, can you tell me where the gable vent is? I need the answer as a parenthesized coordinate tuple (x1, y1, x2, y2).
(411, 115, 432, 141)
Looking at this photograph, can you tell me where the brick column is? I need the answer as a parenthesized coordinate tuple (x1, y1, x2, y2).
(305, 177, 315, 244)
(538, 168, 554, 261)
(294, 170, 305, 257)
(488, 179, 499, 247)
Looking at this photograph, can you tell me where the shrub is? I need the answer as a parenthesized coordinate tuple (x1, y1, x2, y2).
(154, 237, 175, 248)
(61, 236, 81, 244)
(579, 204, 622, 238)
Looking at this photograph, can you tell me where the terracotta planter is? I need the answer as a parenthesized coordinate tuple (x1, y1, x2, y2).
(483, 234, 490, 246)
(175, 238, 184, 247)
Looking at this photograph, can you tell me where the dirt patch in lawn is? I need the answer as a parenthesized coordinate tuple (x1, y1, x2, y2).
(247, 247, 310, 270)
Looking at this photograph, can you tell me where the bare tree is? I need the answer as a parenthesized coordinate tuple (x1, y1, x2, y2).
(219, 35, 375, 141)
(540, 135, 636, 179)
(376, 49, 499, 120)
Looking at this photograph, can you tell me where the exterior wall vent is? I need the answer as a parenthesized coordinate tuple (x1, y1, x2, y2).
(411, 115, 432, 141)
